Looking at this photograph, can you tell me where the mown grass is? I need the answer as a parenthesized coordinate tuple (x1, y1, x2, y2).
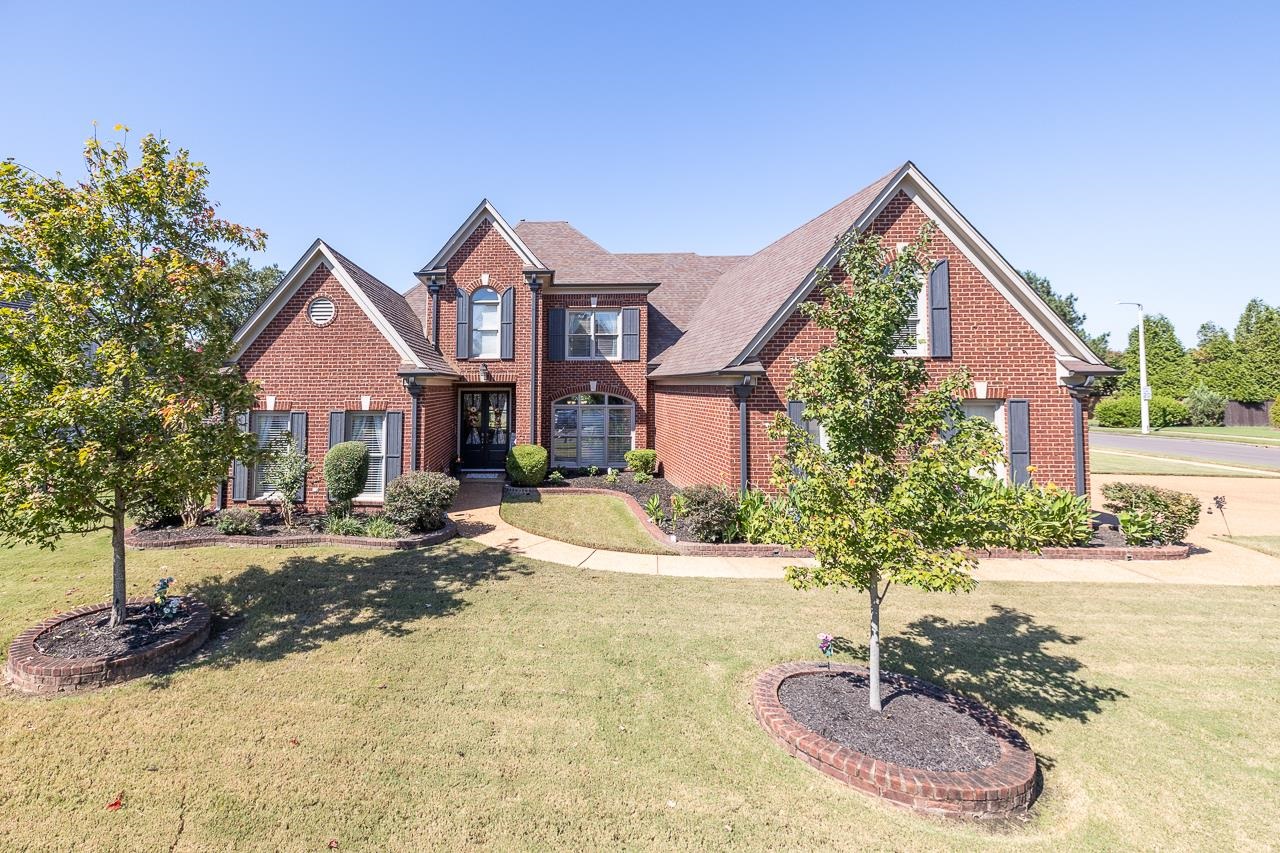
(1, 533, 1277, 850)
(1221, 535, 1280, 559)
(500, 491, 675, 554)
(1090, 449, 1280, 476)
(1092, 425, 1280, 445)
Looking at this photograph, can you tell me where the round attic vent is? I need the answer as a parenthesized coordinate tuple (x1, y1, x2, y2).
(308, 297, 336, 326)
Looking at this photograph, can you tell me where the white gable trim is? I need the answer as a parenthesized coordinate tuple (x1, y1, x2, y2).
(418, 199, 544, 274)
(734, 163, 1105, 368)
(231, 239, 424, 367)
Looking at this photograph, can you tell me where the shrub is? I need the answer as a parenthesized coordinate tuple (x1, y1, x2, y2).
(1272, 396, 1280, 429)
(324, 441, 369, 515)
(362, 514, 401, 539)
(679, 485, 739, 543)
(383, 470, 459, 533)
(643, 494, 664, 525)
(604, 468, 620, 484)
(1094, 395, 1189, 428)
(263, 431, 312, 527)
(729, 488, 784, 544)
(1102, 481, 1201, 544)
(632, 471, 652, 485)
(587, 466, 600, 477)
(1019, 482, 1093, 547)
(133, 493, 183, 530)
(1117, 509, 1160, 546)
(323, 513, 365, 536)
(506, 444, 548, 486)
(624, 449, 658, 476)
(1184, 384, 1227, 427)
(215, 508, 261, 536)
(546, 470, 566, 486)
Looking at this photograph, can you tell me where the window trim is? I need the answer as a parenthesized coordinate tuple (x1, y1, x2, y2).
(470, 286, 502, 361)
(565, 308, 623, 362)
(961, 400, 1008, 481)
(550, 393, 635, 468)
(346, 410, 388, 501)
(250, 410, 293, 500)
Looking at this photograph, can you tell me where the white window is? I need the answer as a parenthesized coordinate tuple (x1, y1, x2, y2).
(566, 309, 621, 360)
(252, 411, 292, 498)
(961, 400, 1007, 480)
(551, 393, 634, 467)
(470, 287, 500, 359)
(347, 412, 387, 497)
(893, 285, 928, 356)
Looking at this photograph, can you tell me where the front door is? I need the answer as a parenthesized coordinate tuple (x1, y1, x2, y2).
(460, 390, 512, 469)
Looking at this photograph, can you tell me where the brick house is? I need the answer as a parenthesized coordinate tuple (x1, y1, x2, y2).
(226, 162, 1116, 511)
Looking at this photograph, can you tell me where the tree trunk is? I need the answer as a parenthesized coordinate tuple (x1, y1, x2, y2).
(868, 570, 882, 712)
(109, 487, 127, 628)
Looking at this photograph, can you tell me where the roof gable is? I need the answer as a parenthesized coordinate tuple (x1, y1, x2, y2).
(650, 162, 1106, 378)
(419, 199, 545, 274)
(231, 240, 454, 374)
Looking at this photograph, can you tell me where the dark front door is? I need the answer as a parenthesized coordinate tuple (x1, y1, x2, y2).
(460, 390, 512, 469)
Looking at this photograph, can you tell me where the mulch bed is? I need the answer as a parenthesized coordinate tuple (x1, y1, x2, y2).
(778, 670, 1001, 772)
(35, 602, 196, 660)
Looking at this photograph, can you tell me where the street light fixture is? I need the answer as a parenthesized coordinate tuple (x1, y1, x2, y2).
(1118, 301, 1150, 434)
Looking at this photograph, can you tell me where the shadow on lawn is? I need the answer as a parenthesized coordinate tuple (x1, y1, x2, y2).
(831, 605, 1126, 739)
(173, 541, 529, 672)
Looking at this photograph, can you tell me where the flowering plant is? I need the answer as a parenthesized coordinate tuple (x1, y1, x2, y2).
(151, 576, 180, 620)
(817, 633, 834, 664)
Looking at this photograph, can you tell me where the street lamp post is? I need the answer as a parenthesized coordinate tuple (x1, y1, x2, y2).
(1118, 301, 1150, 434)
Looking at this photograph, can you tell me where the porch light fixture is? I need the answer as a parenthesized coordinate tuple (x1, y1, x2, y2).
(479, 363, 491, 382)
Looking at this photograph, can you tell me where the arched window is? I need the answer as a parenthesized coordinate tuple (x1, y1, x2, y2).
(470, 287, 500, 358)
(552, 393, 634, 468)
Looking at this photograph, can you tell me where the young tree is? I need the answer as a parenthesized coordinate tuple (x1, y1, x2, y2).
(770, 226, 1028, 712)
(0, 130, 263, 626)
(263, 432, 311, 528)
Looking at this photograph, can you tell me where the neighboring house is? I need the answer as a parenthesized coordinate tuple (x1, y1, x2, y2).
(225, 162, 1117, 511)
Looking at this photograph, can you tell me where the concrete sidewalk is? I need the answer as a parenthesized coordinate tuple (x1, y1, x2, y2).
(450, 481, 1280, 585)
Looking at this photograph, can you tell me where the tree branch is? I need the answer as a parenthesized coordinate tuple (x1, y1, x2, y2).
(877, 580, 891, 604)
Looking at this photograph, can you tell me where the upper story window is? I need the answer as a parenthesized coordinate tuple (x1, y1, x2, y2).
(893, 285, 927, 356)
(567, 309, 621, 360)
(470, 287, 500, 359)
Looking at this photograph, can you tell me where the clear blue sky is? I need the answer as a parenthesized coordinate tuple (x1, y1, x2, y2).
(4, 1, 1277, 350)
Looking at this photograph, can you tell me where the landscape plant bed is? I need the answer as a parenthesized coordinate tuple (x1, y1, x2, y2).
(971, 524, 1191, 560)
(753, 662, 1037, 818)
(126, 518, 458, 551)
(5, 597, 211, 695)
(506, 485, 810, 557)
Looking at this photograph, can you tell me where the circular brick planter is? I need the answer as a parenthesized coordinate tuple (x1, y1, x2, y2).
(753, 662, 1038, 818)
(5, 597, 211, 695)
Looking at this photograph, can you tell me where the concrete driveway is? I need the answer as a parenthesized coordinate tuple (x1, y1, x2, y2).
(1092, 432, 1280, 470)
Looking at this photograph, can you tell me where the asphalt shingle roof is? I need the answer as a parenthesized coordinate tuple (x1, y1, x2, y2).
(513, 221, 654, 285)
(614, 252, 746, 361)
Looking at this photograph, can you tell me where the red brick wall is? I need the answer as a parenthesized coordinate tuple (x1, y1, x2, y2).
(746, 190, 1081, 492)
(235, 263, 416, 510)
(652, 385, 738, 488)
(420, 383, 456, 472)
(541, 292, 652, 455)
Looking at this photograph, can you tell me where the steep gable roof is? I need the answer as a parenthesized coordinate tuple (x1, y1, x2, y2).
(419, 199, 545, 274)
(514, 221, 654, 285)
(232, 239, 456, 375)
(650, 162, 1108, 378)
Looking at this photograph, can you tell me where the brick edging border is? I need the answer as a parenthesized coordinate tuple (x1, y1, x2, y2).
(125, 519, 458, 551)
(503, 486, 812, 558)
(752, 662, 1038, 819)
(969, 543, 1190, 561)
(5, 597, 212, 695)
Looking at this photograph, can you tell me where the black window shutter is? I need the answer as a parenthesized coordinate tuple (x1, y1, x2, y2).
(929, 259, 952, 358)
(384, 411, 403, 485)
(232, 411, 250, 501)
(456, 290, 470, 360)
(1008, 399, 1031, 485)
(328, 411, 345, 448)
(621, 307, 640, 361)
(290, 411, 308, 502)
(500, 288, 515, 360)
(548, 308, 566, 361)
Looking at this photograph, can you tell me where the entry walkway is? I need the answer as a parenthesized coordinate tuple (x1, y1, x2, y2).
(450, 481, 1280, 585)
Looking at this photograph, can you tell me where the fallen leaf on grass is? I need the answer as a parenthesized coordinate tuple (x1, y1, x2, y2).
(328, 840, 339, 849)
(288, 738, 300, 747)
(106, 794, 124, 811)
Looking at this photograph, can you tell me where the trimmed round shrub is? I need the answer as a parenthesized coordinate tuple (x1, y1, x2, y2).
(1094, 395, 1188, 428)
(623, 449, 658, 476)
(215, 508, 261, 536)
(679, 484, 740, 543)
(383, 471, 459, 532)
(1184, 384, 1227, 427)
(1101, 481, 1201, 544)
(506, 444, 548, 486)
(324, 440, 369, 513)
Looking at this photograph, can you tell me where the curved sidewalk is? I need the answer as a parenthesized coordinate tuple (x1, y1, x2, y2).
(451, 481, 1280, 585)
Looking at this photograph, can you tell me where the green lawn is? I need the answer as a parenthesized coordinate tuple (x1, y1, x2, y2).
(500, 491, 675, 554)
(1, 534, 1278, 849)
(1090, 449, 1280, 477)
(1092, 425, 1280, 446)
(1220, 535, 1280, 559)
